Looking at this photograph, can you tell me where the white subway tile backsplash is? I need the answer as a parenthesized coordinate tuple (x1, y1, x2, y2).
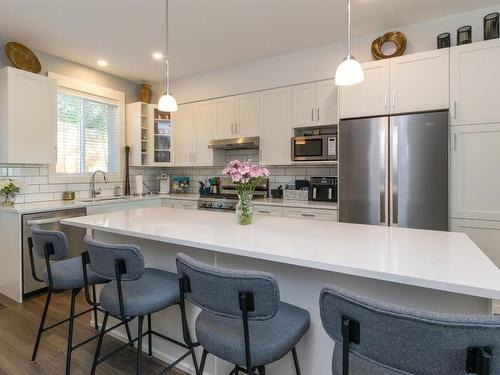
(39, 167, 49, 176)
(25, 176, 48, 185)
(8, 167, 39, 176)
(0, 167, 7, 176)
(39, 184, 68, 193)
(306, 167, 330, 176)
(21, 184, 40, 194)
(24, 192, 54, 203)
(287, 168, 306, 176)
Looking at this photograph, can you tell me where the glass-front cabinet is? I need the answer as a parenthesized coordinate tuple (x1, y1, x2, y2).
(152, 108, 172, 164)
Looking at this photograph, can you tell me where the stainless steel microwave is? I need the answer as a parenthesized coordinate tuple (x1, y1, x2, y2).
(291, 135, 337, 161)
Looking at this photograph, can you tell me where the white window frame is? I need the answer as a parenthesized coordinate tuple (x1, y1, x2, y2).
(48, 73, 125, 184)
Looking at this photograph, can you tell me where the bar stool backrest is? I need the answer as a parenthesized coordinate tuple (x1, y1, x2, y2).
(320, 285, 500, 375)
(84, 235, 144, 281)
(176, 253, 280, 320)
(30, 224, 69, 260)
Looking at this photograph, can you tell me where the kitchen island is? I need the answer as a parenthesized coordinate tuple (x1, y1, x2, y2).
(62, 207, 500, 375)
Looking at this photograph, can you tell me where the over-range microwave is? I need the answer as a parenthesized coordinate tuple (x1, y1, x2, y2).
(291, 135, 337, 161)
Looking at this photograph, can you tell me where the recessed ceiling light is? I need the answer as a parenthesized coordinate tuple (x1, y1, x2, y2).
(152, 52, 163, 60)
(97, 59, 108, 67)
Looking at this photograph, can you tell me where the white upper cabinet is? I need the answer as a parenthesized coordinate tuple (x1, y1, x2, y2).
(450, 39, 500, 125)
(193, 100, 215, 166)
(261, 87, 292, 166)
(292, 83, 316, 127)
(0, 67, 57, 164)
(214, 97, 234, 139)
(450, 124, 500, 221)
(315, 79, 338, 126)
(338, 60, 390, 119)
(172, 103, 194, 166)
(234, 92, 261, 137)
(390, 49, 449, 113)
(292, 79, 337, 127)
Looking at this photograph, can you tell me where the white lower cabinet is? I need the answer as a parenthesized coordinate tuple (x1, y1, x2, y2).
(284, 207, 338, 221)
(254, 205, 284, 217)
(86, 199, 161, 215)
(162, 199, 198, 209)
(450, 124, 500, 221)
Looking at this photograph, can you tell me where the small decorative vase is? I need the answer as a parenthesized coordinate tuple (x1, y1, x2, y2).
(1, 192, 16, 207)
(139, 83, 153, 104)
(236, 191, 254, 225)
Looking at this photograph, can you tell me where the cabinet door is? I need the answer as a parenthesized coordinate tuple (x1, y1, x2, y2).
(338, 60, 390, 119)
(450, 124, 500, 221)
(292, 83, 316, 128)
(214, 97, 234, 139)
(234, 93, 260, 137)
(261, 87, 292, 165)
(193, 100, 214, 166)
(172, 104, 194, 166)
(391, 49, 449, 113)
(450, 39, 500, 125)
(284, 207, 338, 221)
(9, 69, 56, 164)
(316, 79, 338, 126)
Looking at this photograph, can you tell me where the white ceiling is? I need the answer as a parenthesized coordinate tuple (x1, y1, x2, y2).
(0, 0, 498, 83)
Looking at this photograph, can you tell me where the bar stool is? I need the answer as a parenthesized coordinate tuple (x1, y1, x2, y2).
(319, 285, 500, 375)
(176, 252, 310, 375)
(82, 236, 199, 375)
(28, 225, 109, 375)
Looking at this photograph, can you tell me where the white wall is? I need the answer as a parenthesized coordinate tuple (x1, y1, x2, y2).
(166, 4, 500, 104)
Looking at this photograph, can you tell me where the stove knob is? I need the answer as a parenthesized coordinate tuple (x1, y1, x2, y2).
(227, 203, 234, 209)
(199, 202, 206, 207)
(207, 202, 212, 207)
(216, 203, 223, 208)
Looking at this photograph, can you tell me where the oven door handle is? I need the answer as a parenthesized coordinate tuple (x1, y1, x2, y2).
(27, 215, 84, 225)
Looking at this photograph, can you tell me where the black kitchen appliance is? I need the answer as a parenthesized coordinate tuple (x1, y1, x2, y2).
(309, 177, 337, 202)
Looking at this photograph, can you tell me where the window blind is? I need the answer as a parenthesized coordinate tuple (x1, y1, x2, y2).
(56, 91, 119, 175)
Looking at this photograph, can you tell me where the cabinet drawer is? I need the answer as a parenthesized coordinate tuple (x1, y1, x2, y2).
(254, 205, 283, 216)
(284, 207, 337, 221)
(164, 199, 197, 209)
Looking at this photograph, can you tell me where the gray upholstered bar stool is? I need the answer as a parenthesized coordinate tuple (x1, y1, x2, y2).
(82, 236, 199, 375)
(176, 253, 310, 375)
(320, 285, 500, 375)
(28, 225, 108, 375)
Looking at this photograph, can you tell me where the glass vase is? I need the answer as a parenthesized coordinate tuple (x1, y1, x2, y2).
(0, 192, 17, 207)
(236, 191, 254, 225)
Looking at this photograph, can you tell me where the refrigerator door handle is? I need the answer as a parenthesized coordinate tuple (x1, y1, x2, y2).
(390, 120, 399, 225)
(379, 123, 387, 224)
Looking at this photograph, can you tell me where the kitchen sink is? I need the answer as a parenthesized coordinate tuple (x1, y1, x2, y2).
(78, 196, 131, 203)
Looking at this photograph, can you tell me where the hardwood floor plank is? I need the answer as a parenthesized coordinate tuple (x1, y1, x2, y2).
(0, 292, 187, 375)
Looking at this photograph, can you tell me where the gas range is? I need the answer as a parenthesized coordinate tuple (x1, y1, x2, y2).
(197, 195, 238, 211)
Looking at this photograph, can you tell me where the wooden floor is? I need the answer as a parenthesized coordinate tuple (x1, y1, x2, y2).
(0, 291, 186, 375)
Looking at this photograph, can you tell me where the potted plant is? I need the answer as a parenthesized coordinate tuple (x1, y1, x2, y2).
(0, 179, 23, 207)
(223, 160, 270, 225)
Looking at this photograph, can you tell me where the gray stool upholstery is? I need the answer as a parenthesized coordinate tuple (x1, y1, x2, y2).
(320, 285, 500, 375)
(83, 236, 199, 375)
(28, 225, 106, 375)
(176, 252, 310, 375)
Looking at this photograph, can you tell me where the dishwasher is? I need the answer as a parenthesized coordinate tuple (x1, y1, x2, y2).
(22, 208, 87, 298)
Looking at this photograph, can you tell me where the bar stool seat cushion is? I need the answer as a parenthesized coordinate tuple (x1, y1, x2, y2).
(195, 301, 310, 366)
(99, 268, 179, 317)
(42, 256, 107, 291)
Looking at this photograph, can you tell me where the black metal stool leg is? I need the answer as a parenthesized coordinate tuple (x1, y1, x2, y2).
(91, 312, 109, 375)
(125, 319, 133, 347)
(137, 316, 144, 375)
(191, 348, 199, 375)
(92, 285, 99, 329)
(147, 314, 152, 356)
(65, 289, 78, 375)
(31, 290, 52, 361)
(199, 349, 208, 375)
(234, 364, 239, 374)
(257, 366, 265, 375)
(292, 347, 301, 375)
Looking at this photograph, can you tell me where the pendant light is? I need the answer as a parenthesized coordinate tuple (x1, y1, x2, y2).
(335, 0, 364, 86)
(158, 0, 177, 112)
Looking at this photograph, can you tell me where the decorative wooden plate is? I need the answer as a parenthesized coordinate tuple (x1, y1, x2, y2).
(371, 31, 407, 60)
(4, 41, 41, 73)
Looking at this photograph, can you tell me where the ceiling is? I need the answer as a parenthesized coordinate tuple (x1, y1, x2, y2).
(0, 0, 498, 83)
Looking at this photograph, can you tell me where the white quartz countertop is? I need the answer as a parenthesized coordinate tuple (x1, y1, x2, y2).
(0, 193, 336, 214)
(62, 207, 500, 300)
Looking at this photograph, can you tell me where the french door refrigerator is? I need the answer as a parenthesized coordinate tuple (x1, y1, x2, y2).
(338, 110, 448, 231)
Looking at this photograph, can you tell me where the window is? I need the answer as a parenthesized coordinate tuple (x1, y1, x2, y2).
(56, 91, 119, 175)
(48, 73, 125, 183)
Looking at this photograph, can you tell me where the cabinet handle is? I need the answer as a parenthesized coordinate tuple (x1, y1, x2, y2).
(311, 109, 314, 122)
(258, 210, 271, 214)
(235, 123, 238, 134)
(391, 91, 396, 108)
(453, 101, 457, 120)
(52, 145, 57, 161)
(384, 91, 388, 109)
(301, 213, 315, 217)
(230, 123, 234, 134)
(453, 133, 457, 151)
(317, 108, 320, 122)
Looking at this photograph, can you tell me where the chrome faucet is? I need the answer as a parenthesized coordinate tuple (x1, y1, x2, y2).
(91, 170, 108, 198)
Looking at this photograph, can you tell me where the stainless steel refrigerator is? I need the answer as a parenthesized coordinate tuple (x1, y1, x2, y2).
(338, 111, 448, 231)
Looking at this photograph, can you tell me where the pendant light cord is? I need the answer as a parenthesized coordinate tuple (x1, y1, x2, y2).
(165, 0, 170, 95)
(347, 0, 352, 58)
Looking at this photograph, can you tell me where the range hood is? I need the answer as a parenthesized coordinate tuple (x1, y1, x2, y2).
(208, 137, 260, 150)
